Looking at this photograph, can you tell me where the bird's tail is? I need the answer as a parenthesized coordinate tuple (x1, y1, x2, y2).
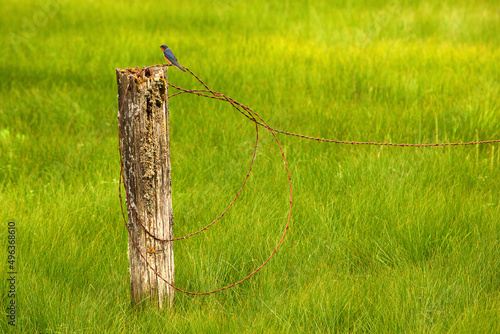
(170, 60, 186, 72)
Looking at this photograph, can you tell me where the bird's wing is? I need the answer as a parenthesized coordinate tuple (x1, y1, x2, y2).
(164, 48, 178, 62)
(164, 48, 185, 71)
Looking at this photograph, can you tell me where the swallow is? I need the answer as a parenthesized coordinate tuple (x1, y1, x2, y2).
(160, 45, 186, 72)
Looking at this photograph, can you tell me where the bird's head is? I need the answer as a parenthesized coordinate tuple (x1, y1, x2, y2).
(159, 45, 168, 51)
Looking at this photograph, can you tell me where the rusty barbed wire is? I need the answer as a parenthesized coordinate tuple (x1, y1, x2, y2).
(167, 83, 500, 147)
(118, 66, 292, 295)
(119, 64, 499, 296)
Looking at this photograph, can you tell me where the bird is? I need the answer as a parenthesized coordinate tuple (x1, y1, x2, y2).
(160, 45, 186, 72)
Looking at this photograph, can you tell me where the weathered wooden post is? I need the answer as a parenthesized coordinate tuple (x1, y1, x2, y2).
(116, 66, 175, 308)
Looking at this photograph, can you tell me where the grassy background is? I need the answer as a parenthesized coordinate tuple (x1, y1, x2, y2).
(1, 0, 499, 332)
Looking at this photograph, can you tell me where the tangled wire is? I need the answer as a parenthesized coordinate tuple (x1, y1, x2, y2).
(118, 64, 500, 296)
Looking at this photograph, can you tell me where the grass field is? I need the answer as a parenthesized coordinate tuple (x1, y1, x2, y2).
(1, 0, 500, 332)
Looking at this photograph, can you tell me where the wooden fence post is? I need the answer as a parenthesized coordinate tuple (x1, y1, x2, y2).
(116, 66, 175, 308)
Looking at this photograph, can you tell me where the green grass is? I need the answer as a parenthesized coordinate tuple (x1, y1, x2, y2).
(1, 0, 499, 332)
